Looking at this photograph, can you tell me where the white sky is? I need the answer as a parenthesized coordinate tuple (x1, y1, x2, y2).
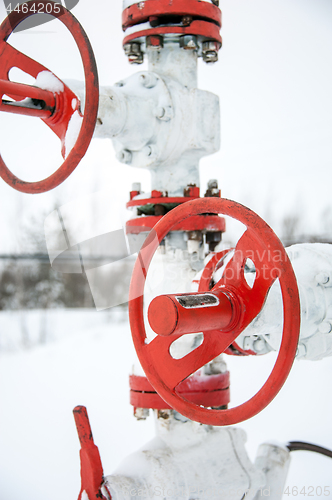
(0, 0, 331, 251)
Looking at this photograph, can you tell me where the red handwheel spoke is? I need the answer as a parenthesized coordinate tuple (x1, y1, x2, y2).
(216, 229, 278, 328)
(145, 329, 239, 390)
(198, 249, 232, 291)
(219, 229, 259, 288)
(0, 39, 49, 82)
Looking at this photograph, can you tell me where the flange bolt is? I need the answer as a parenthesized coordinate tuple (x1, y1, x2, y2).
(146, 35, 164, 50)
(180, 35, 198, 50)
(124, 42, 144, 64)
(202, 41, 219, 63)
(205, 179, 220, 197)
(134, 408, 149, 420)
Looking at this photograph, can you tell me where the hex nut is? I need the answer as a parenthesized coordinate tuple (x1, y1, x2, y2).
(202, 41, 220, 63)
(146, 35, 164, 50)
(182, 15, 193, 27)
(128, 53, 144, 64)
(203, 51, 218, 63)
(208, 179, 218, 189)
(157, 409, 171, 419)
(202, 41, 219, 52)
(123, 42, 140, 55)
(134, 408, 149, 420)
(180, 35, 198, 50)
(124, 42, 144, 64)
(205, 178, 220, 197)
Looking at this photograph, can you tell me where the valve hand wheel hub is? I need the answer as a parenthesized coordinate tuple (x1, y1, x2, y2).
(0, 1, 99, 193)
(129, 197, 300, 426)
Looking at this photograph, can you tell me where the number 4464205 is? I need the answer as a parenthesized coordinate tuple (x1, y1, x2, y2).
(283, 486, 330, 496)
(6, 3, 62, 14)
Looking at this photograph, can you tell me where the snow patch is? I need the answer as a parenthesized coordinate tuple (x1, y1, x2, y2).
(35, 71, 64, 93)
(122, 0, 145, 9)
(64, 111, 83, 158)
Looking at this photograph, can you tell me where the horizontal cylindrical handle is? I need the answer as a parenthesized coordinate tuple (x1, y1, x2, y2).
(0, 79, 55, 118)
(0, 102, 52, 118)
(148, 290, 235, 337)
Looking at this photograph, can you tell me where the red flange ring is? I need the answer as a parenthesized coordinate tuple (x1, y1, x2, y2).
(122, 0, 222, 31)
(129, 198, 300, 426)
(0, 1, 99, 193)
(123, 22, 222, 47)
(122, 0, 222, 46)
(126, 215, 226, 233)
(129, 373, 230, 410)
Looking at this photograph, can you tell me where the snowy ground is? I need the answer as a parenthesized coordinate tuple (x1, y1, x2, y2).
(0, 308, 332, 500)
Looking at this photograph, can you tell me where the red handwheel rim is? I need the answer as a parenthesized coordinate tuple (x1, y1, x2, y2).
(129, 198, 301, 426)
(0, 1, 99, 193)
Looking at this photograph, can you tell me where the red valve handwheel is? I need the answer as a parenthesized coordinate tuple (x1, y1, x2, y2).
(0, 1, 99, 193)
(129, 198, 300, 426)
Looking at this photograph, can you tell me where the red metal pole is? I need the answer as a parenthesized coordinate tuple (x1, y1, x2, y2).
(0, 79, 55, 118)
